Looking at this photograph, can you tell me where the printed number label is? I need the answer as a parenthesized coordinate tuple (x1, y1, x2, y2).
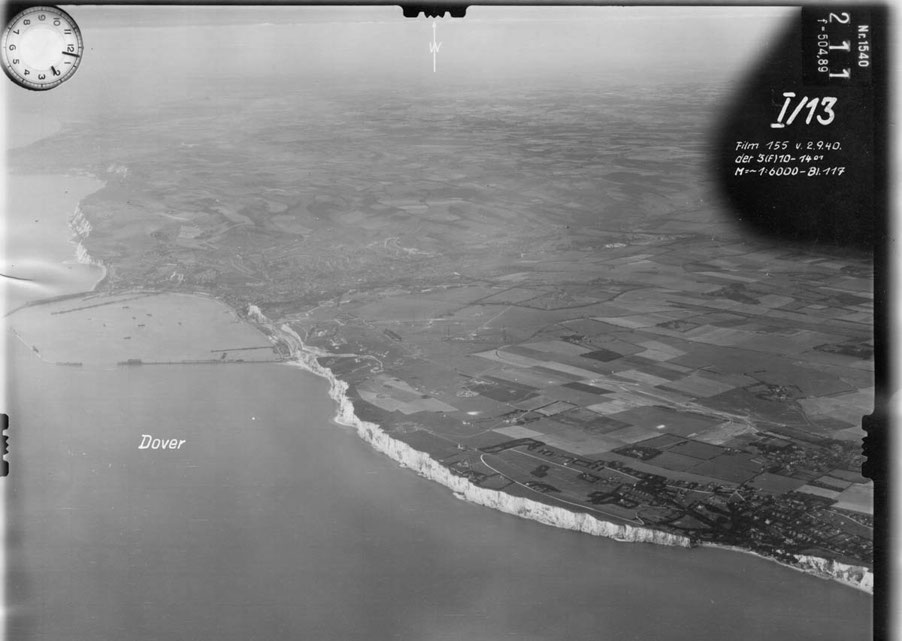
(771, 93, 838, 128)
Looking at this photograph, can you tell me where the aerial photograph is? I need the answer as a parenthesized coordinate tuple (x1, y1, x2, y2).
(3, 5, 877, 640)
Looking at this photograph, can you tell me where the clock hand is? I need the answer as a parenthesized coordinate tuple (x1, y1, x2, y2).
(61, 51, 79, 58)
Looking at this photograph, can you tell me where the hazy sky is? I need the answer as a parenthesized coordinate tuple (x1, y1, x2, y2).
(3, 6, 793, 148)
(70, 6, 792, 81)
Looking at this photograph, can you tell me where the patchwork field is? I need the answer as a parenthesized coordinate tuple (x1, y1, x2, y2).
(12, 78, 873, 571)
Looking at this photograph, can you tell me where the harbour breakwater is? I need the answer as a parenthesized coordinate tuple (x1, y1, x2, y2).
(246, 304, 874, 593)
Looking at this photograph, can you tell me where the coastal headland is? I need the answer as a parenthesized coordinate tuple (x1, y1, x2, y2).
(8, 82, 874, 592)
(2, 174, 106, 313)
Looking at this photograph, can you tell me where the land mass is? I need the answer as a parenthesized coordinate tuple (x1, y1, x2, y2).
(12, 81, 874, 589)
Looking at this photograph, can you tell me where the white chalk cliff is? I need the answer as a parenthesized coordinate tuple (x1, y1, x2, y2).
(247, 305, 873, 593)
(69, 205, 103, 267)
(793, 554, 874, 593)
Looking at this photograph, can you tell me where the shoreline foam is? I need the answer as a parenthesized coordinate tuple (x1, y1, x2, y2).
(246, 305, 874, 593)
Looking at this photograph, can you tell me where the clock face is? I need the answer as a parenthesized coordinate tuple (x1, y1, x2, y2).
(1, 6, 83, 91)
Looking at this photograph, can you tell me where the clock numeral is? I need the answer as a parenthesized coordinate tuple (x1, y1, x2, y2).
(3, 7, 80, 89)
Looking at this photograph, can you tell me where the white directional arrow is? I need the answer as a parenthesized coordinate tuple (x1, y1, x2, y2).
(429, 21, 442, 73)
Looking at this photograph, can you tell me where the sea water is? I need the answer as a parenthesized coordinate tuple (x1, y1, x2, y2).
(6, 331, 871, 641)
(3, 7, 874, 635)
(2, 170, 873, 641)
(2, 175, 105, 314)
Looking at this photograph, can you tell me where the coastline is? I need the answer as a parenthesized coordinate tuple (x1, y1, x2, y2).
(40, 176, 872, 595)
(247, 305, 691, 548)
(2, 173, 107, 316)
(10, 293, 873, 641)
(69, 203, 108, 278)
(245, 304, 874, 594)
(699, 543, 874, 595)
